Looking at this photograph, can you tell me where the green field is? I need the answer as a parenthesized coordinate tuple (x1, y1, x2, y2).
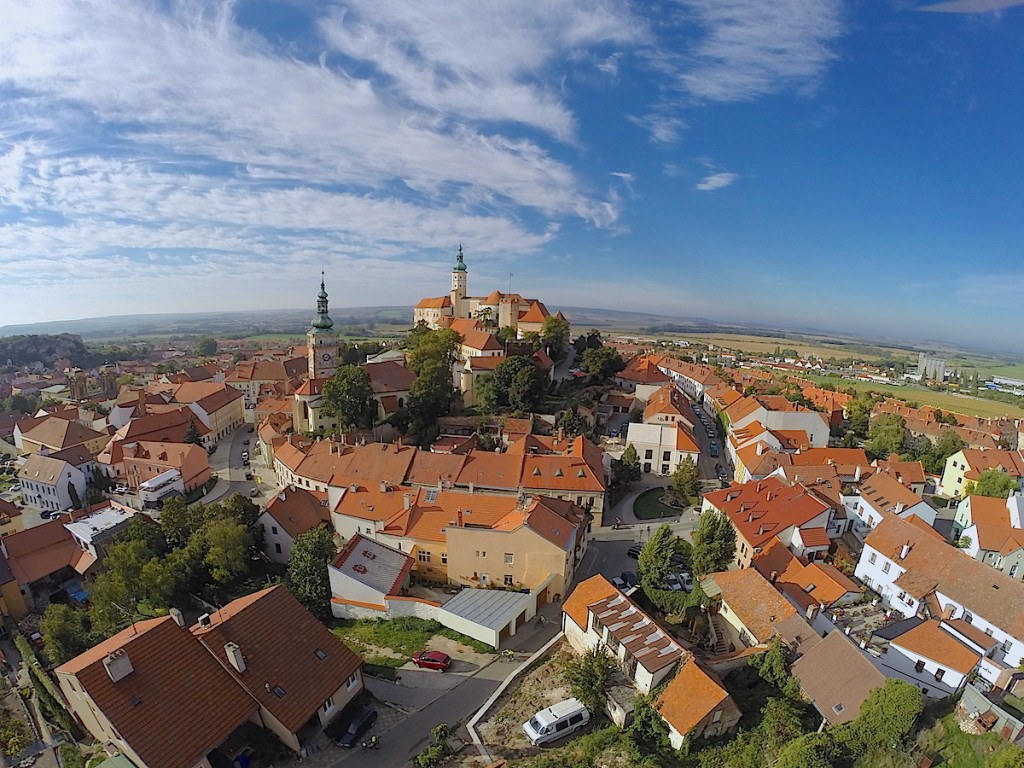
(804, 374, 1024, 419)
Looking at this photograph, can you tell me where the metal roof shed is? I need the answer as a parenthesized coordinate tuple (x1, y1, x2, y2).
(436, 588, 534, 649)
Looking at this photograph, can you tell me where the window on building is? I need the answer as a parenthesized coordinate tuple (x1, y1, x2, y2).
(271, 526, 278, 535)
(985, 628, 994, 637)
(712, 709, 723, 723)
(1011, 565, 1018, 578)
(418, 551, 431, 562)
(644, 449, 653, 460)
(964, 611, 973, 624)
(274, 543, 282, 554)
(882, 562, 891, 573)
(662, 451, 671, 462)
(504, 553, 514, 565)
(322, 697, 334, 712)
(869, 552, 877, 564)
(934, 668, 945, 682)
(504, 575, 514, 586)
(1003, 639, 1012, 653)
(441, 553, 448, 564)
(346, 672, 358, 688)
(897, 591, 906, 601)
(914, 660, 925, 674)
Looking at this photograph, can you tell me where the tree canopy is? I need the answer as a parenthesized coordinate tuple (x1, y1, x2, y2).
(637, 523, 677, 589)
(540, 315, 570, 359)
(617, 444, 642, 484)
(671, 456, 700, 500)
(563, 645, 615, 715)
(320, 365, 376, 429)
(580, 346, 625, 380)
(287, 527, 335, 619)
(690, 510, 736, 577)
(866, 413, 907, 459)
(967, 469, 1018, 499)
(195, 336, 218, 356)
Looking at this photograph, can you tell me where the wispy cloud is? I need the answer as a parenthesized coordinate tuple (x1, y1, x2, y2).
(918, 0, 1024, 11)
(694, 171, 738, 191)
(628, 112, 687, 145)
(677, 0, 844, 102)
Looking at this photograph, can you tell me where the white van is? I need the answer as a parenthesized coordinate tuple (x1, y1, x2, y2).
(522, 698, 590, 746)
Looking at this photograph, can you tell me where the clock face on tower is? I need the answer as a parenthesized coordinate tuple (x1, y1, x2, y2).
(322, 352, 332, 362)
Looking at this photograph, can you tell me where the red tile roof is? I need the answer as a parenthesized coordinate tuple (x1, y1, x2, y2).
(56, 617, 258, 768)
(704, 476, 831, 549)
(656, 656, 735, 737)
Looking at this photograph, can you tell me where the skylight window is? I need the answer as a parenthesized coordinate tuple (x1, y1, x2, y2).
(314, 648, 327, 660)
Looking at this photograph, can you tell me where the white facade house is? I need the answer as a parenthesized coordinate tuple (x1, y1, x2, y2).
(856, 515, 1024, 688)
(18, 455, 88, 513)
(624, 422, 699, 477)
(729, 405, 830, 449)
(851, 473, 936, 540)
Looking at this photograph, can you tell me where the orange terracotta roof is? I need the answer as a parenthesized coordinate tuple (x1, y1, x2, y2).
(415, 296, 452, 309)
(675, 423, 700, 453)
(704, 476, 831, 549)
(562, 575, 620, 631)
(859, 473, 925, 515)
(517, 301, 550, 324)
(56, 617, 258, 768)
(797, 527, 830, 548)
(890, 619, 981, 675)
(3, 514, 89, 584)
(193, 586, 363, 734)
(787, 562, 859, 606)
(264, 487, 329, 540)
(656, 656, 733, 737)
(460, 330, 504, 352)
(21, 417, 106, 451)
(873, 458, 927, 486)
(944, 618, 1000, 650)
(706, 569, 797, 643)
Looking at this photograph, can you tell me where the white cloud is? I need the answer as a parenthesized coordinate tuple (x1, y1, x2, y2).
(628, 113, 687, 145)
(694, 171, 738, 191)
(677, 0, 844, 102)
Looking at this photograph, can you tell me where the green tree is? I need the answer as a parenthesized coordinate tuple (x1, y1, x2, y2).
(402, 359, 455, 445)
(159, 497, 206, 549)
(183, 416, 204, 445)
(846, 393, 874, 437)
(839, 430, 860, 448)
(626, 694, 670, 755)
(67, 481, 81, 510)
(935, 429, 966, 461)
(619, 444, 642, 484)
(486, 356, 536, 410)
(57, 744, 86, 768)
(407, 328, 460, 376)
(637, 524, 677, 589)
(990, 748, 1024, 768)
(40, 603, 94, 665)
(969, 469, 1018, 499)
(287, 527, 335, 619)
(847, 679, 922, 755)
(540, 315, 570, 359)
(320, 365, 376, 429)
(866, 413, 907, 459)
(195, 336, 218, 356)
(748, 637, 798, 696)
(201, 518, 251, 585)
(2, 393, 35, 414)
(580, 346, 625, 380)
(691, 510, 737, 577)
(775, 731, 842, 768)
(671, 457, 700, 501)
(495, 325, 517, 345)
(557, 407, 587, 438)
(757, 698, 806, 757)
(508, 364, 545, 413)
(118, 514, 169, 557)
(562, 645, 615, 714)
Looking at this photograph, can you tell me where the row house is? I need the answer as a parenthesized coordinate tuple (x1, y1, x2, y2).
(56, 586, 364, 766)
(952, 494, 1024, 578)
(97, 408, 211, 480)
(724, 394, 830, 448)
(855, 514, 1024, 688)
(146, 382, 245, 442)
(940, 449, 1024, 499)
(562, 576, 741, 746)
(332, 483, 589, 597)
(224, 356, 306, 407)
(702, 476, 834, 567)
(17, 454, 88, 513)
(850, 472, 936, 540)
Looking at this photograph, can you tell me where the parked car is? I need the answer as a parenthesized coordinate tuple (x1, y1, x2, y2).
(331, 706, 378, 748)
(621, 571, 639, 588)
(523, 699, 590, 746)
(663, 574, 683, 592)
(243, 438, 250, 445)
(113, 485, 128, 494)
(241, 450, 249, 459)
(244, 471, 253, 480)
(710, 445, 719, 457)
(627, 544, 642, 559)
(249, 487, 259, 497)
(411, 650, 452, 671)
(242, 458, 250, 467)
(247, 426, 254, 433)
(611, 576, 628, 590)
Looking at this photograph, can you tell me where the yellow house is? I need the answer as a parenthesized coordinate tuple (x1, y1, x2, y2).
(17, 416, 109, 456)
(940, 449, 1024, 499)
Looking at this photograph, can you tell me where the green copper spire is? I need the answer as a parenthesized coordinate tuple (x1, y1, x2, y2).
(310, 271, 334, 333)
(453, 243, 467, 272)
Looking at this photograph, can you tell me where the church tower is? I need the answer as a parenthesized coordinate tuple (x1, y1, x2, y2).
(307, 273, 339, 380)
(450, 244, 468, 318)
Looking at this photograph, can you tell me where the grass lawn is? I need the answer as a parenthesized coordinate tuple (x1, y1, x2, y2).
(633, 487, 683, 520)
(666, 332, 913, 362)
(803, 374, 1024, 419)
(331, 616, 493, 668)
(911, 713, 1019, 768)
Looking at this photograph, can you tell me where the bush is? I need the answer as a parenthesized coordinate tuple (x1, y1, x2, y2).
(58, 743, 86, 768)
(0, 709, 31, 757)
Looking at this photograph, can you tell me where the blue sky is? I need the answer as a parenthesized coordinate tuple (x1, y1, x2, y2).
(1, 0, 1023, 352)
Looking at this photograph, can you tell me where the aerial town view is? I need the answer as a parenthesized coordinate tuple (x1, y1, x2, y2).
(2, 2, 1024, 768)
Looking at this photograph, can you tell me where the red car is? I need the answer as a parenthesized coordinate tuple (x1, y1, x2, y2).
(411, 651, 452, 671)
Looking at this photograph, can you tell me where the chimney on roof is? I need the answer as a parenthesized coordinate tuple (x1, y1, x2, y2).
(758, 525, 765, 536)
(225, 642, 246, 673)
(469, 481, 475, 494)
(278, 492, 286, 503)
(769, 570, 778, 584)
(198, 613, 212, 628)
(756, 444, 764, 456)
(457, 509, 464, 528)
(380, 480, 388, 493)
(895, 502, 905, 515)
(900, 542, 911, 560)
(403, 492, 412, 510)
(349, 483, 358, 493)
(169, 608, 185, 627)
(855, 465, 862, 481)
(103, 649, 134, 683)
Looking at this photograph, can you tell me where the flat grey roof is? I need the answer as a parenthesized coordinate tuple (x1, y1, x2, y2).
(441, 588, 532, 631)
